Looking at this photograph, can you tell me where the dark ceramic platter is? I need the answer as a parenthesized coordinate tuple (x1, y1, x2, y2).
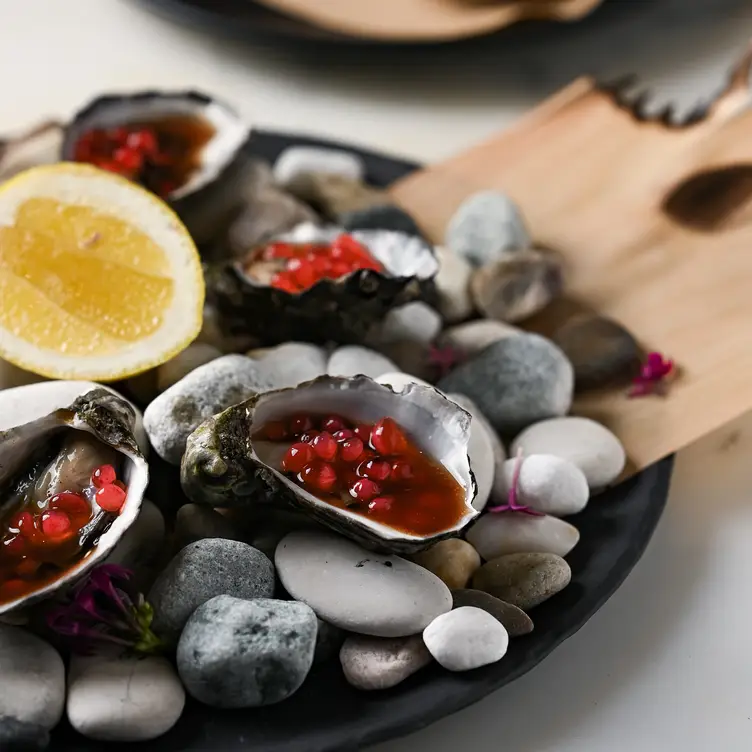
(50, 130, 674, 751)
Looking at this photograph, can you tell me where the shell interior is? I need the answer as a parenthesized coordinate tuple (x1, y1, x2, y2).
(250, 376, 478, 542)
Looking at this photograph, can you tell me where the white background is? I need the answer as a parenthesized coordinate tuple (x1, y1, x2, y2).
(2, 1, 752, 749)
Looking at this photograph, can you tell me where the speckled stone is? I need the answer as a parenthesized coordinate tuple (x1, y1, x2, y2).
(438, 319, 520, 359)
(434, 245, 474, 323)
(327, 346, 398, 380)
(342, 204, 423, 238)
(144, 355, 272, 465)
(411, 539, 481, 590)
(273, 146, 365, 186)
(177, 596, 317, 708)
(451, 589, 533, 637)
(446, 191, 531, 266)
(438, 334, 574, 435)
(472, 553, 571, 610)
(340, 634, 432, 690)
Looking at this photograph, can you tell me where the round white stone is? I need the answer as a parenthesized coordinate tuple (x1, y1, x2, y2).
(327, 346, 398, 380)
(156, 343, 221, 393)
(256, 342, 328, 389)
(67, 655, 185, 742)
(423, 607, 508, 671)
(511, 417, 626, 489)
(438, 319, 521, 358)
(492, 454, 589, 516)
(275, 530, 452, 637)
(466, 512, 580, 559)
(273, 146, 365, 187)
(434, 245, 474, 323)
(376, 303, 442, 346)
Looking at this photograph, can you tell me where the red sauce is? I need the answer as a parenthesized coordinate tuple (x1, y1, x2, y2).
(73, 114, 216, 199)
(242, 235, 385, 294)
(255, 413, 467, 537)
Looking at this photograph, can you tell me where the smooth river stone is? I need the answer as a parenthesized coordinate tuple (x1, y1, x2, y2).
(340, 634, 432, 690)
(492, 453, 589, 517)
(376, 302, 442, 346)
(438, 319, 520, 359)
(275, 530, 452, 637)
(273, 146, 365, 186)
(327, 345, 398, 380)
(511, 416, 626, 489)
(423, 607, 508, 671)
(472, 553, 571, 610)
(173, 503, 242, 550)
(438, 334, 574, 435)
(451, 589, 533, 637)
(411, 539, 481, 590)
(466, 512, 580, 560)
(255, 342, 328, 389)
(434, 245, 474, 323)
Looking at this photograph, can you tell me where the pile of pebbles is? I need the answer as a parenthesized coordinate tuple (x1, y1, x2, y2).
(0, 144, 633, 746)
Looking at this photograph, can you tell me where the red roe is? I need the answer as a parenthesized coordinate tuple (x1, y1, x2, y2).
(255, 412, 467, 536)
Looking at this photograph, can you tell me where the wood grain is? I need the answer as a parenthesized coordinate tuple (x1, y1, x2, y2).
(390, 48, 752, 474)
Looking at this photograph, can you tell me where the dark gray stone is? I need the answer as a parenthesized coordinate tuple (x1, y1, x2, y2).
(341, 204, 424, 239)
(437, 334, 574, 435)
(174, 504, 241, 550)
(177, 595, 317, 708)
(451, 589, 533, 637)
(0, 717, 49, 750)
(148, 539, 275, 641)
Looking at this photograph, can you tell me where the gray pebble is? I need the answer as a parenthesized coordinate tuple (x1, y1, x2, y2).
(434, 246, 474, 323)
(438, 334, 574, 435)
(438, 319, 520, 359)
(423, 607, 508, 671)
(174, 504, 241, 550)
(341, 204, 423, 238)
(375, 302, 442, 346)
(327, 346, 398, 380)
(446, 191, 531, 266)
(451, 589, 533, 637)
(254, 342, 328, 389)
(340, 634, 432, 690)
(472, 553, 571, 610)
(177, 595, 317, 708)
(148, 538, 275, 641)
(511, 417, 626, 489)
(144, 355, 272, 465)
(0, 717, 49, 750)
(273, 146, 365, 187)
(314, 618, 346, 665)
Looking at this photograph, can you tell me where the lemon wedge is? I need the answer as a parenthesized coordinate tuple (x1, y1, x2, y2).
(0, 163, 204, 381)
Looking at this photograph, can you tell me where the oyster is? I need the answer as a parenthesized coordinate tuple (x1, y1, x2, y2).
(60, 90, 251, 244)
(205, 223, 440, 345)
(0, 383, 147, 616)
(181, 375, 478, 555)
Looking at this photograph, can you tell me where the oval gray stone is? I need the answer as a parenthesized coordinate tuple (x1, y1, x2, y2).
(376, 303, 442, 346)
(174, 504, 241, 550)
(255, 342, 328, 389)
(511, 416, 626, 489)
(273, 146, 364, 187)
(327, 346, 398, 380)
(434, 245, 474, 323)
(451, 589, 533, 637)
(177, 595, 317, 708)
(438, 319, 520, 359)
(437, 334, 574, 435)
(275, 530, 452, 637)
(472, 553, 571, 610)
(340, 634, 432, 690)
(148, 538, 275, 641)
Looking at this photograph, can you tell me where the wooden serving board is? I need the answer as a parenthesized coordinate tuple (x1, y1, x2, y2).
(390, 47, 752, 475)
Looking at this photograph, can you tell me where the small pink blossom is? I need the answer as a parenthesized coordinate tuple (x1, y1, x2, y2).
(628, 351, 675, 398)
(486, 449, 545, 516)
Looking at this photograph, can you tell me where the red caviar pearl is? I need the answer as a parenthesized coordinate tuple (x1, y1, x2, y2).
(270, 271, 300, 294)
(289, 415, 314, 435)
(281, 443, 315, 474)
(49, 492, 91, 516)
(390, 460, 414, 482)
(357, 458, 391, 482)
(113, 146, 143, 172)
(322, 416, 348, 433)
(300, 462, 337, 493)
(311, 432, 338, 462)
(299, 429, 320, 444)
(41, 510, 72, 539)
(354, 424, 372, 442)
(91, 464, 117, 489)
(340, 437, 365, 463)
(370, 418, 408, 455)
(330, 262, 353, 278)
(95, 484, 127, 514)
(263, 421, 289, 441)
(7, 511, 34, 538)
(126, 129, 158, 154)
(15, 557, 41, 578)
(287, 258, 317, 289)
(264, 242, 298, 260)
(332, 429, 354, 442)
(350, 478, 381, 502)
(2, 535, 26, 557)
(368, 496, 395, 514)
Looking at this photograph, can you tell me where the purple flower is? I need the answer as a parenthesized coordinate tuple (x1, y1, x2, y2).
(628, 351, 675, 398)
(486, 449, 545, 516)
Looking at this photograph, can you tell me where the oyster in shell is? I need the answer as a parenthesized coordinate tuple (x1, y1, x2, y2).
(205, 223, 440, 346)
(181, 375, 478, 555)
(0, 383, 147, 616)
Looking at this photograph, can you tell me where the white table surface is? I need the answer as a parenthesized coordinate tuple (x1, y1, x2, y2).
(3, 1, 752, 750)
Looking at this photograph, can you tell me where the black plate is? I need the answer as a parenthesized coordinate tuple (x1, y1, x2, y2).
(50, 130, 674, 752)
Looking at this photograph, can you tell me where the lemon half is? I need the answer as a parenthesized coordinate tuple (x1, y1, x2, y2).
(0, 163, 204, 381)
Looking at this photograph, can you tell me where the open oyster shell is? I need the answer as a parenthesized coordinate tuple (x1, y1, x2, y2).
(60, 90, 251, 244)
(181, 375, 478, 554)
(205, 223, 440, 346)
(0, 383, 147, 616)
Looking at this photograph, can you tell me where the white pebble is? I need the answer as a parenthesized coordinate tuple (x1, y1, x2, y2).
(156, 344, 221, 394)
(466, 512, 580, 559)
(376, 303, 442, 346)
(511, 417, 626, 489)
(438, 319, 520, 358)
(423, 607, 508, 671)
(434, 246, 474, 323)
(256, 342, 328, 388)
(328, 346, 398, 379)
(273, 146, 364, 187)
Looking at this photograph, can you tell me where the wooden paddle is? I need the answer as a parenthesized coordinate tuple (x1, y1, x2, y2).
(253, 0, 601, 42)
(389, 46, 752, 475)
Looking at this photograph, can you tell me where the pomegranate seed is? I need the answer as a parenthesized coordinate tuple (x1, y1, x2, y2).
(126, 129, 158, 154)
(113, 480, 127, 491)
(287, 258, 318, 289)
(357, 458, 391, 482)
(95, 484, 127, 513)
(290, 415, 314, 435)
(109, 127, 130, 144)
(91, 464, 117, 488)
(300, 462, 338, 493)
(49, 492, 91, 516)
(41, 510, 72, 539)
(322, 416, 348, 433)
(311, 432, 338, 462)
(332, 429, 354, 442)
(330, 262, 353, 278)
(354, 424, 372, 441)
(340, 437, 365, 463)
(281, 443, 315, 474)
(2, 535, 26, 557)
(7, 511, 33, 538)
(350, 478, 381, 502)
(370, 418, 408, 455)
(263, 421, 289, 441)
(270, 271, 300, 294)
(15, 557, 41, 578)
(113, 147, 144, 172)
(368, 496, 395, 514)
(299, 429, 320, 444)
(264, 242, 298, 260)
(390, 460, 414, 482)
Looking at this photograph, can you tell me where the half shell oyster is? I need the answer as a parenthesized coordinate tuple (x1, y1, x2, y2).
(0, 383, 147, 616)
(181, 375, 478, 554)
(205, 223, 440, 345)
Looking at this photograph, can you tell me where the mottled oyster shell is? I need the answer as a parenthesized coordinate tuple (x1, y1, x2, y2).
(181, 375, 477, 554)
(204, 223, 440, 346)
(0, 382, 148, 616)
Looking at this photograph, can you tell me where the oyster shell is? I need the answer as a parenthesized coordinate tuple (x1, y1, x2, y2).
(0, 383, 147, 616)
(60, 90, 251, 244)
(181, 375, 478, 554)
(205, 223, 440, 345)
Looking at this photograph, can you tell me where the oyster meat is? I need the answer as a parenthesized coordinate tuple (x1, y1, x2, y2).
(181, 375, 477, 555)
(0, 383, 147, 615)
